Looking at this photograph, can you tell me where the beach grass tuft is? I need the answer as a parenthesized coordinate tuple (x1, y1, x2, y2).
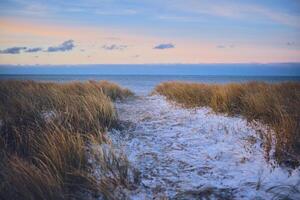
(0, 80, 135, 200)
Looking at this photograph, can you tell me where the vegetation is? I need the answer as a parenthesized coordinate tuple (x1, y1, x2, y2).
(154, 81, 300, 167)
(0, 80, 136, 200)
(96, 80, 134, 101)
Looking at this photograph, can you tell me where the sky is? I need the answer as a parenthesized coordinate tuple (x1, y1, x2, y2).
(0, 0, 299, 65)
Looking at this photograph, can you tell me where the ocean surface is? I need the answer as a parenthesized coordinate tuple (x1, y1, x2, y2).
(1, 75, 299, 95)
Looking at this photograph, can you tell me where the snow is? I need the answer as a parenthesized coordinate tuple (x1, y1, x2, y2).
(41, 110, 56, 122)
(109, 95, 300, 199)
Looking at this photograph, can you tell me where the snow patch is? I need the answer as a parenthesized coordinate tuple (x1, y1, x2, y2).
(109, 95, 300, 199)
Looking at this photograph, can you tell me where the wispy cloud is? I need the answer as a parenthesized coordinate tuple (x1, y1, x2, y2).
(0, 47, 26, 54)
(95, 9, 138, 16)
(47, 40, 75, 52)
(243, 5, 300, 27)
(216, 44, 235, 49)
(154, 43, 175, 50)
(104, 37, 121, 41)
(168, 0, 300, 27)
(156, 15, 202, 22)
(286, 42, 296, 46)
(102, 44, 127, 51)
(3, 0, 299, 29)
(23, 4, 50, 16)
(25, 47, 43, 53)
(132, 54, 140, 58)
(216, 45, 225, 49)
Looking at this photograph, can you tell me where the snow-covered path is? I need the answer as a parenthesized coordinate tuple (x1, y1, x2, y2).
(110, 95, 300, 199)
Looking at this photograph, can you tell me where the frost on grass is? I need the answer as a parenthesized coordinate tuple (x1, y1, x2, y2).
(109, 95, 300, 199)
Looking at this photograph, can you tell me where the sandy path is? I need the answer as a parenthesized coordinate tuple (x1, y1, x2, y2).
(109, 95, 300, 199)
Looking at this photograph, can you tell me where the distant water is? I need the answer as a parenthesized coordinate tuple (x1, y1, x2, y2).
(1, 75, 299, 95)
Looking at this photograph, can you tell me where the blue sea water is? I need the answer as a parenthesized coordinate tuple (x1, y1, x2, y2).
(0, 74, 299, 95)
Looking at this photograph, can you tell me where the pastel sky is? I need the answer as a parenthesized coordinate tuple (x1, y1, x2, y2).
(0, 0, 300, 64)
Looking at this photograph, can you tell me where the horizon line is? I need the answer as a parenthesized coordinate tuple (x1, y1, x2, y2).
(1, 62, 300, 67)
(1, 74, 300, 77)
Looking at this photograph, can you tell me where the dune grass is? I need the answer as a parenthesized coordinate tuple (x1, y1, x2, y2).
(96, 80, 134, 101)
(154, 81, 300, 167)
(0, 80, 135, 200)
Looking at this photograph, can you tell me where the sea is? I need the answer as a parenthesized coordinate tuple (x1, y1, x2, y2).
(0, 74, 299, 95)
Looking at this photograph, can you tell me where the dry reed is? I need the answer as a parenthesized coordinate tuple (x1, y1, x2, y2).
(0, 80, 136, 200)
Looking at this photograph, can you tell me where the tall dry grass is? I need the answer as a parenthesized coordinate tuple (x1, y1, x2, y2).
(96, 80, 134, 101)
(0, 80, 136, 200)
(154, 81, 300, 167)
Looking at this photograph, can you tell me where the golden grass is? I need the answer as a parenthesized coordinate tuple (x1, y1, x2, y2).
(155, 81, 300, 167)
(96, 80, 134, 101)
(0, 80, 135, 200)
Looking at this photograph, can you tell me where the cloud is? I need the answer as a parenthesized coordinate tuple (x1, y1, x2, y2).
(157, 15, 203, 22)
(25, 47, 43, 53)
(216, 45, 226, 49)
(154, 43, 175, 50)
(0, 47, 27, 54)
(102, 44, 127, 51)
(286, 42, 295, 46)
(216, 44, 235, 49)
(0, 40, 76, 55)
(95, 9, 138, 16)
(47, 40, 75, 52)
(168, 1, 300, 27)
(104, 37, 121, 41)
